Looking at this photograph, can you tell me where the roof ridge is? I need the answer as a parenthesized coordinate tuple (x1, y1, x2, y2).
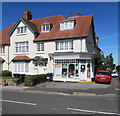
(30, 14, 66, 22)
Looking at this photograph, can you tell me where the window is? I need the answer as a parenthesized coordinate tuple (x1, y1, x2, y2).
(41, 23, 50, 32)
(15, 41, 28, 53)
(37, 43, 44, 51)
(60, 20, 74, 30)
(56, 41, 73, 51)
(14, 62, 29, 73)
(17, 26, 27, 34)
(0, 46, 5, 53)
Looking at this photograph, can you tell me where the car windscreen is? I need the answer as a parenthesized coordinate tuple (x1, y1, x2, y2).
(97, 72, 109, 75)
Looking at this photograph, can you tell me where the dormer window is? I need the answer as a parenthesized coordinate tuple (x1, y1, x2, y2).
(17, 26, 27, 34)
(60, 20, 74, 30)
(41, 23, 51, 32)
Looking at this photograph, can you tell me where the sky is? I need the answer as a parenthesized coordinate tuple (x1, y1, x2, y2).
(2, 2, 118, 65)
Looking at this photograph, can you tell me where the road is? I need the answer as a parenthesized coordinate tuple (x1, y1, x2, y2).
(1, 90, 119, 115)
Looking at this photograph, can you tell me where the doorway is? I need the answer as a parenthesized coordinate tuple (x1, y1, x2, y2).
(68, 64, 75, 78)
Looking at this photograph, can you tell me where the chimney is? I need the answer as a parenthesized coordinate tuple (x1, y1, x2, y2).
(24, 10, 32, 20)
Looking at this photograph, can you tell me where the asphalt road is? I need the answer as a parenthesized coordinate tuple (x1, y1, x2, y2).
(1, 90, 119, 115)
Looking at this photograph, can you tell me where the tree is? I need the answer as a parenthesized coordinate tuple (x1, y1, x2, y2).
(95, 53, 105, 72)
(95, 53, 115, 73)
(104, 53, 115, 73)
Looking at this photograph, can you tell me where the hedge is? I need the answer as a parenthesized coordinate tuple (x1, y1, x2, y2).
(24, 74, 46, 86)
(1, 70, 12, 76)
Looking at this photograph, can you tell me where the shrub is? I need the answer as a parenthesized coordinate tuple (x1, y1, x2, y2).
(24, 74, 46, 86)
(1, 70, 12, 76)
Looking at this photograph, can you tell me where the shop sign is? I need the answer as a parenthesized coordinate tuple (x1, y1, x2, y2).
(62, 64, 67, 69)
(55, 64, 61, 68)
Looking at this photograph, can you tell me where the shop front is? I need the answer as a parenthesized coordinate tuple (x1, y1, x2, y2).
(51, 53, 95, 82)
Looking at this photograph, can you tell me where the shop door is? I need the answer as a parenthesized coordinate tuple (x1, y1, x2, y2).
(80, 60, 86, 80)
(68, 64, 75, 78)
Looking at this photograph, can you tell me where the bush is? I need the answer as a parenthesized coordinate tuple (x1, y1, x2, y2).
(24, 74, 46, 86)
(1, 70, 12, 76)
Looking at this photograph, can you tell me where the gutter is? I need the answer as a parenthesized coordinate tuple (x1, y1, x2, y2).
(33, 36, 87, 43)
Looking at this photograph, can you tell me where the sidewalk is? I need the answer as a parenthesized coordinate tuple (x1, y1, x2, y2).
(1, 85, 29, 91)
(1, 78, 119, 96)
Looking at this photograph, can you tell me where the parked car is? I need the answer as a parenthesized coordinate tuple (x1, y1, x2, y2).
(95, 70, 112, 84)
(111, 71, 118, 77)
(45, 73, 54, 82)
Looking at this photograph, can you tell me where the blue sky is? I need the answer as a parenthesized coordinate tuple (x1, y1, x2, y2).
(2, 2, 118, 65)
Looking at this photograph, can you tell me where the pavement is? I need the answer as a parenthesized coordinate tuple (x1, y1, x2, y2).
(1, 77, 120, 96)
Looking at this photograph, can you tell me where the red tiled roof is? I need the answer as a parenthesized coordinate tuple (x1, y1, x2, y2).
(0, 57, 5, 61)
(12, 56, 31, 61)
(0, 14, 93, 44)
(0, 23, 15, 45)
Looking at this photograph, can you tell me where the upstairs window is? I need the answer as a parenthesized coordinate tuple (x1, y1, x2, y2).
(17, 26, 27, 34)
(60, 20, 74, 30)
(41, 23, 51, 32)
(0, 46, 5, 53)
(15, 41, 29, 53)
(37, 43, 44, 52)
(56, 40, 73, 51)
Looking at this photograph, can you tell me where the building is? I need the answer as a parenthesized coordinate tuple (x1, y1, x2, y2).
(0, 10, 101, 82)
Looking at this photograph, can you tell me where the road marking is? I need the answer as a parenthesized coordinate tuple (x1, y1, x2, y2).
(67, 107, 120, 115)
(0, 99, 36, 106)
(0, 108, 1, 110)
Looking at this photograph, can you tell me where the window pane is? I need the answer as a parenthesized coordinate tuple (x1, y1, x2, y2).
(21, 27, 23, 33)
(24, 27, 27, 33)
(25, 63, 28, 72)
(42, 25, 45, 32)
(46, 24, 50, 31)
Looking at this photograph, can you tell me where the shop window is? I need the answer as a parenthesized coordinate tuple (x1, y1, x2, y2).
(62, 64, 67, 77)
(87, 63, 90, 78)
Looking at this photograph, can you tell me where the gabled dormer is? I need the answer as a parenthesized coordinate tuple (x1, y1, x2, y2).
(59, 19, 75, 30)
(8, 17, 38, 37)
(41, 23, 52, 33)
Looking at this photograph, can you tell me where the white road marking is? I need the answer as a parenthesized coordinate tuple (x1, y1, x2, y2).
(67, 107, 120, 115)
(0, 108, 1, 110)
(0, 99, 36, 106)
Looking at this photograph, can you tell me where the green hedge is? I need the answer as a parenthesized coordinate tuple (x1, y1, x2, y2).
(1, 70, 12, 76)
(24, 74, 46, 86)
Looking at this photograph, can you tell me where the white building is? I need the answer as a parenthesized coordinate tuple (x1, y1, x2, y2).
(0, 10, 101, 82)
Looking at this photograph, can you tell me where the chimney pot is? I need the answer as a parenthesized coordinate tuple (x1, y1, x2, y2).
(77, 13, 80, 16)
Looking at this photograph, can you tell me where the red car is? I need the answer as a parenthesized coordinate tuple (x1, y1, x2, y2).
(95, 70, 112, 84)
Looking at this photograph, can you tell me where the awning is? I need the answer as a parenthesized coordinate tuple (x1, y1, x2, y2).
(12, 56, 31, 62)
(32, 56, 47, 61)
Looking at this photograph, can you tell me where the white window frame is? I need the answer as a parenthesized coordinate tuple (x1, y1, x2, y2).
(56, 40, 73, 51)
(14, 62, 29, 73)
(15, 41, 29, 53)
(37, 43, 44, 52)
(60, 20, 74, 30)
(0, 46, 5, 54)
(41, 24, 50, 32)
(17, 26, 27, 34)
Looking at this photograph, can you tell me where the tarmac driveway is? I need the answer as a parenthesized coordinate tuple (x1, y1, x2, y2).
(24, 77, 119, 95)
